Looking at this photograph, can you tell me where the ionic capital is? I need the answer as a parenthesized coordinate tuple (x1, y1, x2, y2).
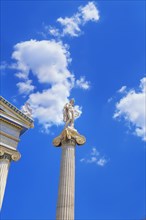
(53, 127, 86, 147)
(0, 145, 21, 162)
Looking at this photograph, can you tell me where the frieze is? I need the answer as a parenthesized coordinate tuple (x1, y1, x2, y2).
(0, 119, 21, 138)
(0, 135, 19, 149)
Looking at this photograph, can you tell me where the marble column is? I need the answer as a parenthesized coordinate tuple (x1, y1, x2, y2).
(56, 140, 76, 220)
(53, 127, 86, 220)
(0, 155, 11, 209)
(0, 148, 21, 210)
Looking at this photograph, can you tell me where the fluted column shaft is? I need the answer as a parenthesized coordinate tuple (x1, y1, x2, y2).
(0, 156, 11, 209)
(56, 143, 75, 220)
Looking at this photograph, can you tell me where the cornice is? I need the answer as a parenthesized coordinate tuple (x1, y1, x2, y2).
(0, 109, 34, 128)
(0, 96, 34, 125)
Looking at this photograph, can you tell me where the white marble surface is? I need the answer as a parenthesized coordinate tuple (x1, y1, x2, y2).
(1, 121, 20, 138)
(0, 135, 18, 149)
(0, 159, 10, 209)
(56, 144, 75, 220)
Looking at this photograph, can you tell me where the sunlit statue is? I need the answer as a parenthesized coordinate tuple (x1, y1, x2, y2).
(22, 102, 32, 118)
(63, 99, 80, 129)
(53, 98, 86, 146)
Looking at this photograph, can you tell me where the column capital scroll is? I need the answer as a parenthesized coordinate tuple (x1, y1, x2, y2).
(0, 145, 21, 162)
(53, 127, 86, 147)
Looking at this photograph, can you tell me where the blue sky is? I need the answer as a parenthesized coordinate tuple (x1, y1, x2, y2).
(1, 1, 145, 219)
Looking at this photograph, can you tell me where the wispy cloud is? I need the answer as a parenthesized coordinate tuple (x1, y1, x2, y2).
(48, 26, 60, 37)
(117, 86, 127, 94)
(107, 97, 113, 103)
(114, 77, 146, 141)
(0, 61, 8, 70)
(76, 76, 90, 90)
(17, 80, 35, 95)
(57, 14, 82, 37)
(44, 2, 100, 38)
(0, 61, 9, 75)
(80, 147, 108, 167)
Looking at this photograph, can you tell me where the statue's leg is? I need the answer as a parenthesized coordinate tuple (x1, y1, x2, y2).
(64, 119, 70, 128)
(65, 112, 72, 128)
(70, 119, 74, 128)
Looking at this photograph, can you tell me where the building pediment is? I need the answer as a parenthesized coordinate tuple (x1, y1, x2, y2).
(0, 96, 34, 135)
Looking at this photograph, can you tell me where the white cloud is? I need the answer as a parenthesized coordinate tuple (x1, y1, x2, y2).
(28, 82, 72, 128)
(114, 77, 146, 141)
(91, 147, 99, 156)
(76, 76, 90, 90)
(80, 147, 108, 167)
(41, 25, 60, 38)
(49, 26, 60, 37)
(12, 40, 72, 84)
(97, 158, 107, 166)
(11, 39, 86, 131)
(17, 80, 35, 95)
(87, 156, 97, 163)
(57, 14, 81, 37)
(40, 2, 99, 38)
(118, 85, 127, 93)
(57, 1, 100, 37)
(79, 2, 100, 23)
(11, 2, 95, 131)
(15, 72, 28, 79)
(74, 105, 82, 118)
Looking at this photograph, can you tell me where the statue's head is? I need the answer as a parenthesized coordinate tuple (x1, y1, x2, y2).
(70, 99, 75, 106)
(26, 102, 30, 106)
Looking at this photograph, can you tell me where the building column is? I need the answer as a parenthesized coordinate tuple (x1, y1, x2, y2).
(56, 140, 76, 220)
(0, 154, 11, 209)
(53, 127, 86, 220)
(0, 147, 21, 210)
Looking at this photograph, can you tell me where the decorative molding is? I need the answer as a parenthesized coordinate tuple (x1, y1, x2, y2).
(0, 118, 22, 130)
(0, 154, 11, 161)
(0, 96, 33, 123)
(0, 110, 34, 128)
(0, 136, 18, 149)
(0, 131, 20, 142)
(53, 127, 86, 147)
(0, 145, 21, 162)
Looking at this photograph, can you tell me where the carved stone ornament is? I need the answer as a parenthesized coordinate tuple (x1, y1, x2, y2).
(53, 127, 86, 147)
(0, 145, 21, 161)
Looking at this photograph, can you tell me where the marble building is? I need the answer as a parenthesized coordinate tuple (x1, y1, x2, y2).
(0, 96, 34, 209)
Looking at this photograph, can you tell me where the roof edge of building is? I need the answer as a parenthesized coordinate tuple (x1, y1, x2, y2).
(0, 96, 34, 124)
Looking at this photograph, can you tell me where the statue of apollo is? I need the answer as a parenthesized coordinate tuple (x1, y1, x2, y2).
(63, 99, 80, 129)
